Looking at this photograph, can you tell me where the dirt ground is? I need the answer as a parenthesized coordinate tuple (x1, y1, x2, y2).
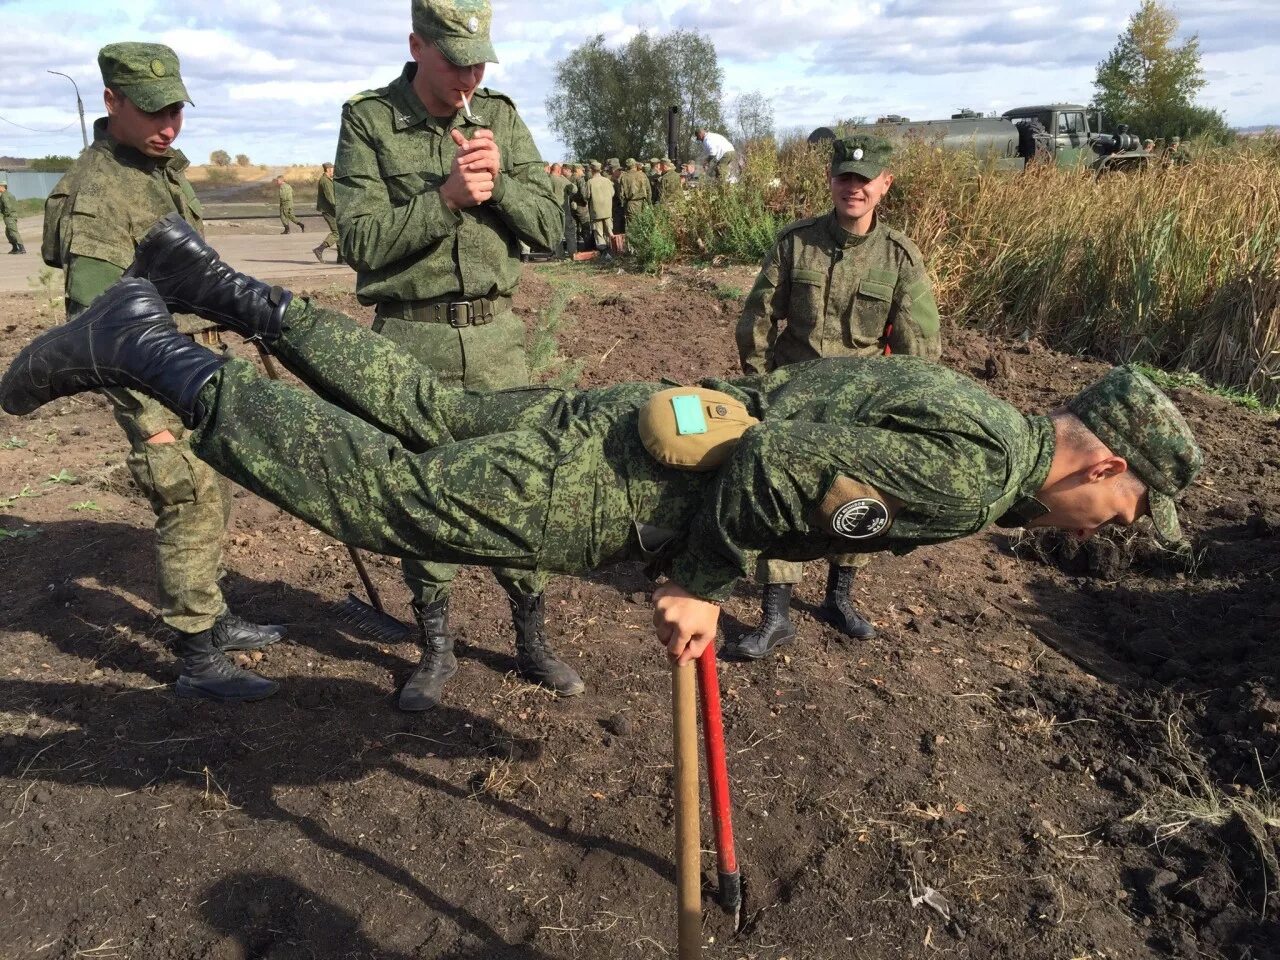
(1, 253, 1278, 960)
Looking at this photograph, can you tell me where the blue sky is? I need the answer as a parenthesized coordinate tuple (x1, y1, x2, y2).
(1, 0, 1276, 166)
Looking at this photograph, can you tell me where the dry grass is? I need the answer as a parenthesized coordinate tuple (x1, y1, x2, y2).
(664, 135, 1280, 403)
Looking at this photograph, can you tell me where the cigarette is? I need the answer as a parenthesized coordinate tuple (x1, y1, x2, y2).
(461, 92, 476, 123)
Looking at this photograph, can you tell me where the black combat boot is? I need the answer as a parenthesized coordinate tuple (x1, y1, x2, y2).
(173, 628, 279, 702)
(311, 244, 325, 263)
(281, 226, 290, 235)
(398, 598, 458, 712)
(211, 611, 287, 652)
(15, 243, 25, 254)
(0, 278, 226, 426)
(816, 564, 877, 639)
(510, 592, 585, 696)
(726, 583, 797, 659)
(125, 213, 292, 343)
(298, 221, 306, 233)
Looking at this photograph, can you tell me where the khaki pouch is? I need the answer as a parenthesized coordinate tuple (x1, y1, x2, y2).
(638, 387, 760, 471)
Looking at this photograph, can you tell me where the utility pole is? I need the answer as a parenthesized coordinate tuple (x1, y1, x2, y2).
(48, 71, 89, 151)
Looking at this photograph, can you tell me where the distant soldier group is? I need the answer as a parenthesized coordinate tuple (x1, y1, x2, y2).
(538, 156, 685, 258)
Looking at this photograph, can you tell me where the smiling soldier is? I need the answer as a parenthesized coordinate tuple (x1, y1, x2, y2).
(731, 134, 943, 660)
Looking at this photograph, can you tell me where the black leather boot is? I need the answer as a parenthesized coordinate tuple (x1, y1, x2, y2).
(173, 628, 279, 702)
(0, 278, 226, 427)
(212, 611, 287, 652)
(727, 583, 797, 659)
(398, 598, 458, 712)
(125, 213, 292, 343)
(282, 225, 290, 235)
(15, 243, 25, 254)
(312, 244, 325, 263)
(817, 565, 877, 639)
(510, 592, 584, 696)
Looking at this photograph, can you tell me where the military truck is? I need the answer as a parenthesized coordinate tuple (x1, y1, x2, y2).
(810, 104, 1149, 173)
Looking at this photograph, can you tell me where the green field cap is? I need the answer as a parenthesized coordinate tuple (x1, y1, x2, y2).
(832, 135, 892, 180)
(1068, 366, 1203, 544)
(98, 43, 192, 112)
(589, 160, 602, 171)
(412, 0, 497, 66)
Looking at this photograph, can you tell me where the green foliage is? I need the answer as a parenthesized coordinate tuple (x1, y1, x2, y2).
(1093, 1, 1226, 142)
(45, 469, 79, 485)
(0, 527, 39, 542)
(28, 267, 64, 316)
(71, 501, 103, 512)
(1, 486, 40, 509)
(209, 149, 232, 167)
(12, 197, 43, 218)
(548, 30, 725, 162)
(624, 205, 678, 273)
(235, 153, 251, 167)
(30, 155, 74, 172)
(528, 278, 584, 388)
(2, 436, 28, 450)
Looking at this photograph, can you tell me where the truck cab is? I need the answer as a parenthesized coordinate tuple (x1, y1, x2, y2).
(1002, 104, 1093, 168)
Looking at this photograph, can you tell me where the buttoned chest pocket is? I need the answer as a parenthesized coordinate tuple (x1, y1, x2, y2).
(844, 277, 895, 350)
(379, 142, 449, 205)
(787, 268, 827, 327)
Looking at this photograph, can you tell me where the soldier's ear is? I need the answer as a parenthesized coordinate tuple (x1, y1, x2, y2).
(881, 172, 895, 191)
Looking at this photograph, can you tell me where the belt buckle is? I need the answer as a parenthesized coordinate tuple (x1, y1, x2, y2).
(447, 301, 474, 327)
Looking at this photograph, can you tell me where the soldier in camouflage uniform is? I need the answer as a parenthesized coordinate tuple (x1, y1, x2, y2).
(657, 158, 681, 205)
(1, 178, 26, 254)
(39, 43, 284, 702)
(3, 220, 1203, 670)
(275, 176, 305, 235)
(618, 158, 650, 233)
(312, 162, 340, 264)
(584, 160, 614, 257)
(569, 163, 591, 248)
(334, 0, 580, 711)
(732, 135, 943, 659)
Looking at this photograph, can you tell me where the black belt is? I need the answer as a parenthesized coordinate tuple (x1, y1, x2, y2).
(377, 295, 511, 328)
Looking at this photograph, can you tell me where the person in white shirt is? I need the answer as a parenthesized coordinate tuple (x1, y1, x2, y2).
(696, 128, 737, 180)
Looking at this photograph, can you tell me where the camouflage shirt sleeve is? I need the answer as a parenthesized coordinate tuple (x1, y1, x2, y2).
(736, 235, 793, 376)
(334, 101, 464, 272)
(484, 101, 563, 251)
(666, 418, 995, 601)
(887, 248, 942, 361)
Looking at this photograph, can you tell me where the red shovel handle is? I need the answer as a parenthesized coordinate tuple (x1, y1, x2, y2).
(696, 645, 741, 916)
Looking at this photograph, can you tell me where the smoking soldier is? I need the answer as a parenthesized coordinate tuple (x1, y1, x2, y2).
(334, 0, 577, 711)
(4, 216, 1203, 671)
(733, 135, 943, 659)
(40, 43, 284, 702)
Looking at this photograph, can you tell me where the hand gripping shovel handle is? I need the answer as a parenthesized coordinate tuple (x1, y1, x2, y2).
(672, 660, 702, 959)
(697, 645, 741, 923)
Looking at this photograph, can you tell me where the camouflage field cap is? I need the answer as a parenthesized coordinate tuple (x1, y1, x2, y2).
(98, 43, 192, 112)
(649, 156, 662, 165)
(412, 0, 497, 66)
(831, 135, 892, 180)
(606, 157, 620, 170)
(1068, 366, 1203, 544)
(589, 160, 602, 171)
(625, 158, 638, 169)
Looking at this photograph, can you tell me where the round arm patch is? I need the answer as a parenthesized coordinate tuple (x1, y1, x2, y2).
(816, 476, 899, 541)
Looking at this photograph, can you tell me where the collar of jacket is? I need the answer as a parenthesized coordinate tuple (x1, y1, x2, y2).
(994, 415, 1057, 528)
(389, 63, 469, 133)
(90, 117, 187, 173)
(826, 209, 879, 249)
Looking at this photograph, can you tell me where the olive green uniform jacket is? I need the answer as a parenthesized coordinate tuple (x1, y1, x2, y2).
(658, 169, 681, 204)
(188, 301, 1056, 606)
(42, 116, 230, 634)
(0, 190, 22, 246)
(334, 62, 561, 603)
(316, 174, 338, 247)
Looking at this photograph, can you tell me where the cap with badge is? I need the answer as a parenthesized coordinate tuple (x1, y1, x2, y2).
(831, 135, 893, 180)
(412, 0, 497, 66)
(98, 43, 192, 112)
(1068, 366, 1203, 544)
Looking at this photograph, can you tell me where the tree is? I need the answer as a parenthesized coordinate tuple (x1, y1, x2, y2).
(732, 91, 775, 150)
(235, 153, 251, 167)
(30, 155, 74, 172)
(547, 30, 725, 163)
(1093, 1, 1230, 143)
(209, 149, 232, 167)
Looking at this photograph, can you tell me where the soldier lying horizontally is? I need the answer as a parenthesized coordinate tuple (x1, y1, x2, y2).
(1, 216, 1203, 669)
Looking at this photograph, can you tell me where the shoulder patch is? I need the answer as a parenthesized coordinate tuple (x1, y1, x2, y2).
(816, 476, 900, 541)
(343, 88, 384, 109)
(474, 87, 516, 109)
(777, 215, 820, 240)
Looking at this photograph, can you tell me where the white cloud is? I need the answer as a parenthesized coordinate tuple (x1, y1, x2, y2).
(1, 0, 1276, 166)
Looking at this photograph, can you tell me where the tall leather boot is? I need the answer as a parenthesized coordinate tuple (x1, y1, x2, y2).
(211, 611, 287, 652)
(398, 598, 458, 712)
(173, 627, 278, 702)
(817, 564, 877, 639)
(0, 278, 226, 425)
(727, 583, 796, 659)
(281, 226, 290, 235)
(125, 213, 292, 342)
(510, 592, 584, 696)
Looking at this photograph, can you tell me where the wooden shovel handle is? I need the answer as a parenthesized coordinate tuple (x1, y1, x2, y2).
(672, 660, 701, 958)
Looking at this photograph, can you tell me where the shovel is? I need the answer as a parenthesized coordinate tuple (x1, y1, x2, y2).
(672, 659, 701, 959)
(251, 343, 411, 643)
(696, 645, 742, 927)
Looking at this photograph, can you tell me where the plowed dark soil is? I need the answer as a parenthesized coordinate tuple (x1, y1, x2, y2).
(1, 258, 1277, 960)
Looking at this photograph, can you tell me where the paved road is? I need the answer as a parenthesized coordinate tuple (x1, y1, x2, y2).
(0, 214, 350, 294)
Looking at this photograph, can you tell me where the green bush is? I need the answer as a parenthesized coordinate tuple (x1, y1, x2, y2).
(625, 204, 677, 273)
